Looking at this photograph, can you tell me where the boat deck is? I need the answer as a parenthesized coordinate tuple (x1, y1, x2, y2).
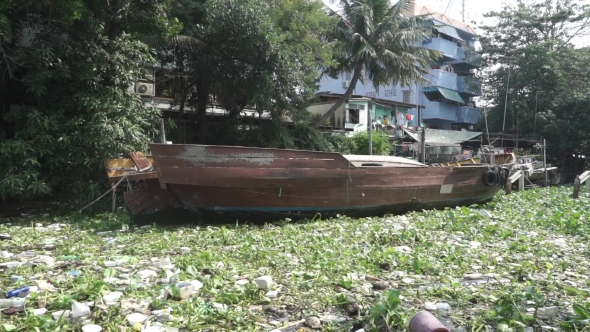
(343, 155, 427, 168)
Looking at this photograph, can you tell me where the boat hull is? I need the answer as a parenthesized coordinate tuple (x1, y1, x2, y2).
(140, 144, 502, 222)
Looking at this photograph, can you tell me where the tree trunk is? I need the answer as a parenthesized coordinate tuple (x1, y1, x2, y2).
(316, 62, 363, 126)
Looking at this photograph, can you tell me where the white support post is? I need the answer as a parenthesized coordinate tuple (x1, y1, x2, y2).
(506, 170, 524, 195)
(580, 171, 590, 193)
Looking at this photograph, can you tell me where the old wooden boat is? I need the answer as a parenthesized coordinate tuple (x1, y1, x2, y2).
(113, 144, 506, 221)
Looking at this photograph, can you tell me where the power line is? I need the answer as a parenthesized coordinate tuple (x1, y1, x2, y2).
(443, 0, 454, 16)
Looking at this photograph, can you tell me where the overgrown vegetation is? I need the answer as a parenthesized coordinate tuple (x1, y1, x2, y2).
(1, 0, 416, 202)
(0, 187, 589, 330)
(477, 0, 590, 159)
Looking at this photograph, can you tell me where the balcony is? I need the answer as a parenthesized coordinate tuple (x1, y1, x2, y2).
(456, 106, 482, 124)
(424, 70, 458, 91)
(422, 102, 460, 122)
(452, 47, 482, 69)
(457, 76, 482, 96)
(422, 37, 459, 59)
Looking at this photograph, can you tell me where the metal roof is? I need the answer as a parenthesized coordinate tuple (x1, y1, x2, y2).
(403, 128, 483, 146)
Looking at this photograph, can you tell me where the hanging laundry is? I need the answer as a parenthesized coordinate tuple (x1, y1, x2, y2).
(397, 113, 405, 126)
(406, 114, 414, 120)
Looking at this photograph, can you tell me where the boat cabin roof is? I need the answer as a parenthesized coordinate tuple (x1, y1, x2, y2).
(344, 155, 427, 168)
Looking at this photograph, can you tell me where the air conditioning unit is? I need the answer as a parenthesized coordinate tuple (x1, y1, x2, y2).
(135, 82, 155, 96)
(342, 80, 350, 89)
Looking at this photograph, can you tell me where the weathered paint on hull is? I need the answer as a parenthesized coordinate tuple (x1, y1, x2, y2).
(131, 143, 503, 222)
(165, 185, 498, 222)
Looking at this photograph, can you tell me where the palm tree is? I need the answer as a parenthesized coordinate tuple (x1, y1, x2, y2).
(318, 0, 440, 124)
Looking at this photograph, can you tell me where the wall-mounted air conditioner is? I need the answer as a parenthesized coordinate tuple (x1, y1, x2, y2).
(134, 82, 155, 96)
(126, 82, 156, 96)
(342, 81, 350, 89)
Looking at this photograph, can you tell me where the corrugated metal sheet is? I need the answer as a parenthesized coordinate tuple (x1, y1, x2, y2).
(423, 87, 466, 104)
(435, 24, 464, 41)
(404, 128, 482, 146)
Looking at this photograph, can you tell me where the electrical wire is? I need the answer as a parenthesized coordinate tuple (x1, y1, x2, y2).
(443, 0, 455, 16)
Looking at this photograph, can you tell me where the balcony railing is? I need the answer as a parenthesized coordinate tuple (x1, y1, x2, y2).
(422, 37, 459, 59)
(457, 76, 482, 96)
(456, 106, 482, 124)
(424, 70, 458, 91)
(452, 47, 482, 67)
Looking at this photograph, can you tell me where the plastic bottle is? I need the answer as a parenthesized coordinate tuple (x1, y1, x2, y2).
(0, 298, 26, 309)
(5, 286, 30, 298)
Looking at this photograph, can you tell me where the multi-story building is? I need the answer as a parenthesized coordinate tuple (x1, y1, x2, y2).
(316, 4, 483, 131)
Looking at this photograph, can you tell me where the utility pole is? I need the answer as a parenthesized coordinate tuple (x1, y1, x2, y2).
(367, 100, 373, 155)
(418, 105, 426, 163)
(534, 90, 545, 141)
(462, 0, 465, 22)
(501, 67, 511, 148)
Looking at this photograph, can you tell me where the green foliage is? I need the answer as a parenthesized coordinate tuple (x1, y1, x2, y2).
(0, 0, 175, 201)
(350, 131, 393, 156)
(478, 0, 590, 155)
(156, 0, 337, 144)
(366, 290, 408, 332)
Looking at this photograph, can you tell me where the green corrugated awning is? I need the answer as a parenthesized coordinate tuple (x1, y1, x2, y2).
(422, 87, 466, 104)
(438, 87, 466, 103)
(435, 25, 464, 41)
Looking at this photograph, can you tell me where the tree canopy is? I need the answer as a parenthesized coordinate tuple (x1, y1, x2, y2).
(0, 0, 342, 201)
(477, 0, 590, 157)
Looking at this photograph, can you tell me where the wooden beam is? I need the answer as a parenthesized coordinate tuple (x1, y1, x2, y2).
(506, 170, 523, 195)
(574, 175, 581, 199)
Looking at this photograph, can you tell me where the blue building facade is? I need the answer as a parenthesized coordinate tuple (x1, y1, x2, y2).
(317, 5, 483, 131)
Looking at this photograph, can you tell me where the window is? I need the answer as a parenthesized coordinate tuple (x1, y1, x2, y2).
(365, 91, 377, 98)
(384, 89, 396, 97)
(403, 90, 411, 103)
(347, 108, 360, 124)
(343, 71, 352, 81)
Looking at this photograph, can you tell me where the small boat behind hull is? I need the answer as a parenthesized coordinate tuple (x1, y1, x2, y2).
(132, 144, 505, 222)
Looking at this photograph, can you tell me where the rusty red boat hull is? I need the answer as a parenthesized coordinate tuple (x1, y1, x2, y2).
(130, 144, 503, 222)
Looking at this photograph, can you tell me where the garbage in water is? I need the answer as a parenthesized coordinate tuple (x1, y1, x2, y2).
(82, 324, 103, 332)
(255, 276, 273, 289)
(409, 311, 449, 332)
(127, 312, 148, 325)
(0, 298, 26, 309)
(5, 286, 30, 298)
(52, 310, 71, 320)
(33, 308, 47, 316)
(71, 300, 91, 318)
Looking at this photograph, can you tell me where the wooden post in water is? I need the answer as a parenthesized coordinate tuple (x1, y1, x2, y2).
(573, 171, 590, 199)
(543, 138, 548, 187)
(112, 182, 117, 213)
(574, 175, 581, 199)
